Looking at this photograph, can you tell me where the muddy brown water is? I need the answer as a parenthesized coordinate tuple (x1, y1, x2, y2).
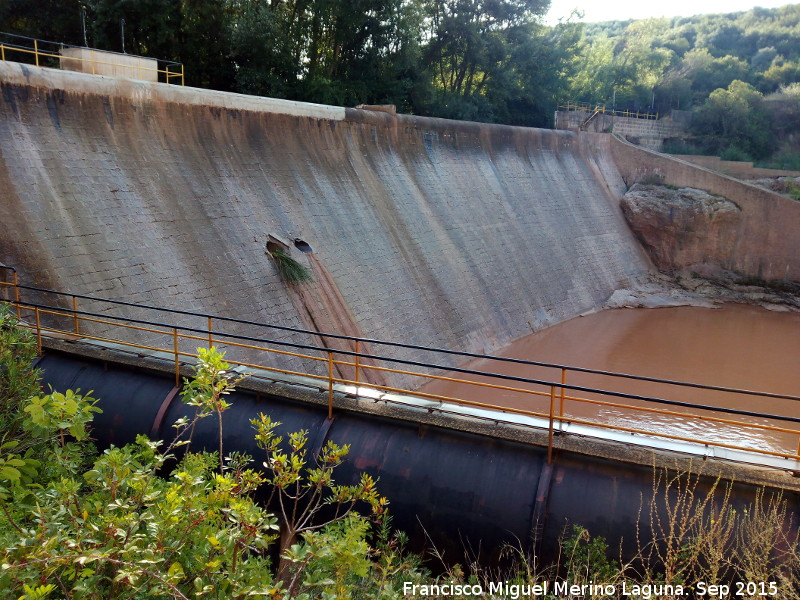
(421, 304, 800, 455)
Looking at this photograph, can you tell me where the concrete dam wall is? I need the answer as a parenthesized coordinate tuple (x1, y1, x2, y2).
(0, 62, 651, 377)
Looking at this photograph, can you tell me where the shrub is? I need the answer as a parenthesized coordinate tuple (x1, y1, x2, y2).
(0, 305, 41, 447)
(0, 339, 413, 599)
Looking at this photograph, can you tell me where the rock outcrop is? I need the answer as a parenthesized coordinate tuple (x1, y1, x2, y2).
(621, 184, 741, 273)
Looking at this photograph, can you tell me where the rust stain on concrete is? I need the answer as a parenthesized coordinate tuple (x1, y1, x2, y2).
(0, 62, 653, 381)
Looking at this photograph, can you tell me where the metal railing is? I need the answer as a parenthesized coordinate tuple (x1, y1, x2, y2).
(0, 32, 184, 85)
(1, 265, 799, 468)
(559, 101, 658, 121)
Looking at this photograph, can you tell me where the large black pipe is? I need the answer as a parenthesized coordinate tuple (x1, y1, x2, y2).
(36, 349, 800, 564)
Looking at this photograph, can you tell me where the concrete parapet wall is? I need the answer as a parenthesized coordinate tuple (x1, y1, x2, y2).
(0, 62, 651, 379)
(610, 134, 800, 282)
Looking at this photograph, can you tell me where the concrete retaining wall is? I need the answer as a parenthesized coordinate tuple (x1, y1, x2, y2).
(0, 62, 653, 378)
(555, 110, 687, 151)
(610, 134, 800, 282)
(672, 154, 800, 179)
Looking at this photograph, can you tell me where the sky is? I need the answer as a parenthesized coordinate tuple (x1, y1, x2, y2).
(544, 0, 798, 24)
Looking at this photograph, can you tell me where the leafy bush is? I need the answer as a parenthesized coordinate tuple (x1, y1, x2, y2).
(761, 149, 800, 171)
(0, 336, 419, 599)
(0, 358, 280, 599)
(720, 145, 753, 162)
(662, 139, 705, 155)
(0, 306, 41, 447)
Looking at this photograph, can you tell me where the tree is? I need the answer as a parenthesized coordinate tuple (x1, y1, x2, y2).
(229, 0, 421, 107)
(496, 18, 584, 126)
(85, 0, 183, 57)
(83, 0, 234, 89)
(0, 0, 86, 45)
(569, 19, 672, 109)
(173, 0, 236, 90)
(414, 0, 549, 121)
(251, 414, 388, 588)
(763, 60, 800, 90)
(655, 48, 751, 111)
(692, 80, 771, 160)
(750, 46, 779, 72)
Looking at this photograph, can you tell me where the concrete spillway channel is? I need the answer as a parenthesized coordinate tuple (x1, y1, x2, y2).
(36, 337, 800, 565)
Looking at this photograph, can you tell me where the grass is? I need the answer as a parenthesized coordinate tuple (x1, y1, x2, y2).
(420, 462, 800, 599)
(269, 248, 313, 284)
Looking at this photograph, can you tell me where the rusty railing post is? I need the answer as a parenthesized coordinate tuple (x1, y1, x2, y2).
(173, 327, 180, 386)
(72, 295, 80, 334)
(34, 307, 42, 354)
(354, 340, 360, 387)
(207, 316, 213, 349)
(547, 385, 556, 465)
(327, 351, 334, 420)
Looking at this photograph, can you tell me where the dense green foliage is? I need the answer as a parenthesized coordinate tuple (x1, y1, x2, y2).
(0, 313, 421, 598)
(578, 6, 800, 110)
(0, 306, 41, 449)
(2, 1, 800, 146)
(0, 0, 568, 126)
(571, 6, 800, 165)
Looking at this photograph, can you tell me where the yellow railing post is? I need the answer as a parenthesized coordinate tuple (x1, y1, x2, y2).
(354, 340, 360, 387)
(547, 385, 556, 465)
(207, 316, 213, 349)
(1, 43, 5, 62)
(327, 351, 334, 420)
(34, 307, 42, 354)
(34, 39, 39, 66)
(181, 63, 185, 86)
(72, 295, 80, 334)
(173, 327, 180, 386)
